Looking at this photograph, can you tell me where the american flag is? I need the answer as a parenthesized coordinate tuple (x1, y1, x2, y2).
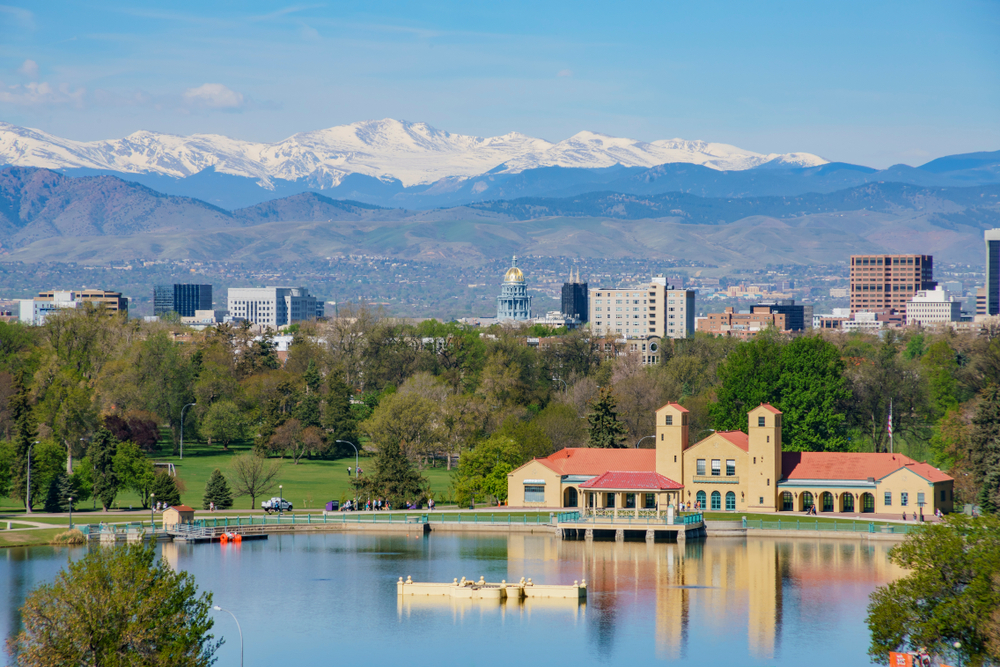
(888, 408, 893, 436)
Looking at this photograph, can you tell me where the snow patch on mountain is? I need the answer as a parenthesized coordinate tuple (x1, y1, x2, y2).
(0, 118, 827, 187)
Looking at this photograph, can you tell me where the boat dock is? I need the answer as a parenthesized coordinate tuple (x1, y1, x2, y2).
(397, 576, 586, 601)
(554, 511, 706, 542)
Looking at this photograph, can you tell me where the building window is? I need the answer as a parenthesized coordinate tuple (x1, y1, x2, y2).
(644, 493, 656, 509)
(625, 493, 636, 509)
(696, 459, 706, 476)
(726, 460, 736, 476)
(665, 415, 673, 425)
(884, 492, 892, 506)
(758, 416, 766, 427)
(900, 492, 908, 507)
(605, 493, 615, 508)
(725, 491, 736, 511)
(917, 492, 925, 506)
(696, 490, 706, 508)
(524, 485, 545, 503)
(711, 491, 721, 510)
(711, 459, 721, 476)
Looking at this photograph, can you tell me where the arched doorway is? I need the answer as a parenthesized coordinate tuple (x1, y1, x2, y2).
(781, 492, 793, 511)
(821, 492, 834, 513)
(861, 493, 875, 513)
(725, 491, 736, 511)
(710, 491, 721, 511)
(841, 493, 855, 512)
(564, 487, 578, 508)
(801, 491, 815, 512)
(696, 490, 706, 509)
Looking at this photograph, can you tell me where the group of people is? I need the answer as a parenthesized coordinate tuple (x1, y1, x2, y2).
(347, 466, 364, 476)
(339, 498, 435, 511)
(151, 501, 170, 512)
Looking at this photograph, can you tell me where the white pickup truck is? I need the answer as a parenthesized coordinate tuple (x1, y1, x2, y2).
(261, 497, 293, 513)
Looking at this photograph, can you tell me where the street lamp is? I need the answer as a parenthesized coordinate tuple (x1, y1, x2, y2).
(954, 641, 962, 667)
(26, 440, 38, 514)
(634, 435, 655, 449)
(336, 440, 359, 477)
(551, 376, 567, 393)
(68, 496, 73, 529)
(212, 606, 243, 667)
(150, 493, 156, 530)
(180, 402, 196, 460)
(279, 485, 283, 519)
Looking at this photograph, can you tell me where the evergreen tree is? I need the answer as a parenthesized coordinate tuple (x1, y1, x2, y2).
(352, 439, 428, 508)
(44, 472, 71, 513)
(9, 371, 37, 508)
(587, 387, 628, 448)
(88, 428, 119, 511)
(295, 392, 322, 428)
(303, 360, 322, 394)
(150, 470, 182, 507)
(201, 469, 233, 510)
(323, 376, 359, 452)
(969, 386, 1000, 513)
(57, 472, 75, 512)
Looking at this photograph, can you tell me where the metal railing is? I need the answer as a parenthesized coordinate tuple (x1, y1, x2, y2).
(193, 512, 552, 527)
(742, 518, 921, 534)
(555, 512, 703, 526)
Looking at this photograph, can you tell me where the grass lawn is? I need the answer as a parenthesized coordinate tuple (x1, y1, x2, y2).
(0, 528, 66, 549)
(701, 512, 895, 527)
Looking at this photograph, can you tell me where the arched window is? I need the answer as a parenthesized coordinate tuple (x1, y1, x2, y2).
(564, 487, 578, 508)
(802, 491, 814, 511)
(842, 493, 854, 512)
(861, 493, 875, 513)
(696, 490, 706, 509)
(725, 491, 736, 511)
(781, 492, 793, 511)
(821, 492, 834, 512)
(711, 491, 721, 511)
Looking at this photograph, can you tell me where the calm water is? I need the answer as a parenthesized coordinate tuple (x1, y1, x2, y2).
(1, 533, 902, 666)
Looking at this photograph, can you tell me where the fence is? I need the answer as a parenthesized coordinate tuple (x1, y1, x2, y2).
(742, 518, 921, 534)
(192, 512, 553, 528)
(554, 512, 703, 526)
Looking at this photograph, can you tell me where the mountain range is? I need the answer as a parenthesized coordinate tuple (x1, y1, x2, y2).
(1, 166, 996, 268)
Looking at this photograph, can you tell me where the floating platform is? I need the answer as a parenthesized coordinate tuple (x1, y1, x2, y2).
(397, 576, 586, 601)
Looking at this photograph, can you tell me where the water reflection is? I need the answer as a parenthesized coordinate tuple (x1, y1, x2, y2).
(0, 535, 903, 666)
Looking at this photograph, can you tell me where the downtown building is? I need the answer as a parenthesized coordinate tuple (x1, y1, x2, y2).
(561, 268, 588, 323)
(849, 254, 935, 315)
(985, 229, 1000, 316)
(227, 287, 324, 328)
(19, 289, 128, 325)
(153, 284, 213, 317)
(589, 276, 695, 340)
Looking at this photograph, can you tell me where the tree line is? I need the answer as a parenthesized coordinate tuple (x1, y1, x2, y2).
(0, 303, 998, 511)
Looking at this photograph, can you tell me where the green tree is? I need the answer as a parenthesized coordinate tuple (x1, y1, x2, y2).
(323, 376, 359, 454)
(43, 472, 69, 513)
(587, 387, 628, 448)
(201, 400, 246, 450)
(922, 340, 961, 421)
(71, 456, 94, 506)
(709, 332, 784, 432)
(28, 440, 66, 510)
(453, 434, 525, 505)
(113, 440, 156, 508)
(88, 428, 119, 511)
(9, 371, 37, 508)
(866, 514, 1000, 666)
(534, 402, 587, 451)
(360, 390, 441, 461)
(5, 542, 219, 666)
(0, 439, 13, 498)
(969, 386, 1000, 513)
(150, 470, 181, 507)
(352, 439, 428, 508)
(774, 336, 850, 452)
(202, 469, 233, 510)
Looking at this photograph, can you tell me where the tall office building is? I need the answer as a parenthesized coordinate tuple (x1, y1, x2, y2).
(227, 287, 323, 327)
(985, 229, 1000, 316)
(560, 268, 588, 322)
(153, 284, 213, 317)
(849, 254, 935, 315)
(589, 275, 695, 339)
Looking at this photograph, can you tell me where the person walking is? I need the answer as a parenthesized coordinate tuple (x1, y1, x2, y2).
(347, 466, 352, 476)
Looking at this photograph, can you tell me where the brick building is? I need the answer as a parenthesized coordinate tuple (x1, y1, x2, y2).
(849, 254, 935, 315)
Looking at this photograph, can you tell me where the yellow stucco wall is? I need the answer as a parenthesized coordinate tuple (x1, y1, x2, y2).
(878, 467, 954, 515)
(507, 460, 562, 508)
(682, 434, 750, 511)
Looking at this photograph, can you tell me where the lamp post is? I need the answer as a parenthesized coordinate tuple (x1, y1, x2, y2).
(26, 440, 38, 514)
(212, 606, 243, 667)
(149, 493, 156, 531)
(180, 402, 196, 460)
(68, 496, 73, 529)
(551, 376, 567, 393)
(279, 485, 283, 519)
(336, 440, 359, 477)
(954, 641, 962, 667)
(634, 435, 655, 449)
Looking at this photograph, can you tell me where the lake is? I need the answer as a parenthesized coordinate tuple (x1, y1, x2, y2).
(0, 533, 903, 666)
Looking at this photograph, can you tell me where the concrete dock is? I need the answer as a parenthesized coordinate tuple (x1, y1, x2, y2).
(397, 575, 587, 601)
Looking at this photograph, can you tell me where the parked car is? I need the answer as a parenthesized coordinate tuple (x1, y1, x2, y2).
(262, 497, 293, 513)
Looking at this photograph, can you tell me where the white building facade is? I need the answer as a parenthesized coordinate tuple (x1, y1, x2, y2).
(906, 286, 962, 326)
(18, 291, 79, 325)
(227, 287, 323, 328)
(589, 275, 695, 339)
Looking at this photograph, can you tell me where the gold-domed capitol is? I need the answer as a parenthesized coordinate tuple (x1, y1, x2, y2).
(496, 255, 532, 321)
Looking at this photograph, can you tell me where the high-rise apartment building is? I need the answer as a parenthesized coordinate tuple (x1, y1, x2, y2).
(560, 268, 588, 322)
(589, 276, 695, 339)
(849, 254, 935, 314)
(154, 284, 213, 317)
(227, 287, 323, 328)
(985, 229, 1000, 316)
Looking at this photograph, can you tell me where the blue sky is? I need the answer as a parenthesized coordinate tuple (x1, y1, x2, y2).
(0, 0, 998, 168)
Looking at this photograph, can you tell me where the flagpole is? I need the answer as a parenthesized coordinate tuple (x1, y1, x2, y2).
(888, 398, 893, 454)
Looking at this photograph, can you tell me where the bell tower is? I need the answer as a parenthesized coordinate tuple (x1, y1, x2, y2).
(655, 403, 689, 484)
(748, 404, 782, 511)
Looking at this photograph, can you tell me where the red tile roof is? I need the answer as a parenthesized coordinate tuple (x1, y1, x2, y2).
(171, 505, 195, 512)
(534, 448, 655, 475)
(781, 452, 952, 483)
(902, 462, 953, 483)
(757, 403, 782, 414)
(716, 431, 750, 451)
(580, 471, 683, 490)
(659, 402, 690, 413)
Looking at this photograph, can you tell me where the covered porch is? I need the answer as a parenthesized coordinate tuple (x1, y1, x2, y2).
(578, 471, 683, 520)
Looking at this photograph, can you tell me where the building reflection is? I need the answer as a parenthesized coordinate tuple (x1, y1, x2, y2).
(504, 535, 905, 661)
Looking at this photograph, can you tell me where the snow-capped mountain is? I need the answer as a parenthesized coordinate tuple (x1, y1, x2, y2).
(0, 118, 827, 188)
